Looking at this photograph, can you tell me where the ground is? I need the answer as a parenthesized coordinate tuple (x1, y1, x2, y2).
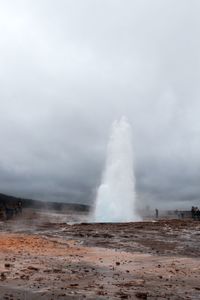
(0, 210, 200, 299)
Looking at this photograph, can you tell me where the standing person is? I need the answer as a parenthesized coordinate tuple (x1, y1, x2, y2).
(191, 206, 195, 219)
(155, 208, 159, 219)
(18, 200, 22, 213)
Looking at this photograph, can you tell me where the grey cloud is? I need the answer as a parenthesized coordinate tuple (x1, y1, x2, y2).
(0, 0, 200, 209)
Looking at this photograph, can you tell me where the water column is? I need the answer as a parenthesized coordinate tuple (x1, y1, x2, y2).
(94, 117, 140, 222)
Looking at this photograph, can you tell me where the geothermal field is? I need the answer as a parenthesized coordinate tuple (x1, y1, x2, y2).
(1, 0, 200, 299)
(0, 211, 200, 300)
(0, 119, 200, 300)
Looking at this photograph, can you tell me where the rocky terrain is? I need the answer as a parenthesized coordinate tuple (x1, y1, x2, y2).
(0, 210, 200, 299)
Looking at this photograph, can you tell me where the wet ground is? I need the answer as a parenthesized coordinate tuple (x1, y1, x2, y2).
(0, 210, 200, 299)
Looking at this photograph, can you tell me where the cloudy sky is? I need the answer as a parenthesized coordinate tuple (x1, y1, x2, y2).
(0, 0, 200, 209)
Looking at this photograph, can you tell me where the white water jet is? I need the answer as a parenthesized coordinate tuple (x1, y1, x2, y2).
(94, 116, 140, 222)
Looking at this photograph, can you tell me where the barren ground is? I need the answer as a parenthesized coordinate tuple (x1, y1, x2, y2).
(0, 210, 200, 299)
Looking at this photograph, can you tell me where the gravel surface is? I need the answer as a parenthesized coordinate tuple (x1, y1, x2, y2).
(0, 212, 200, 299)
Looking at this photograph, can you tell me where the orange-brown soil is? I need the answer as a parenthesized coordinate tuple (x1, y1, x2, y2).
(0, 215, 200, 299)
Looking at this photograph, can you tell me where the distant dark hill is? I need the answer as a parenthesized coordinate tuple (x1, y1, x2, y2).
(0, 193, 90, 212)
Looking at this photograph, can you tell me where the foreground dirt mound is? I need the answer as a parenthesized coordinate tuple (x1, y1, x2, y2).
(0, 219, 200, 299)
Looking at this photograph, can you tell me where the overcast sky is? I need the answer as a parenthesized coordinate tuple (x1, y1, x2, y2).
(0, 0, 200, 209)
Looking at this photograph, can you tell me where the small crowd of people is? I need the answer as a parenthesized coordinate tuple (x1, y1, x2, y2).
(154, 207, 200, 220)
(191, 206, 200, 220)
(0, 201, 22, 220)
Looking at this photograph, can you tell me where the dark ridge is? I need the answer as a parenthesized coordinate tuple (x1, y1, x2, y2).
(0, 193, 90, 212)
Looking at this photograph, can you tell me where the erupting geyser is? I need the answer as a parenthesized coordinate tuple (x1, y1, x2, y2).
(94, 117, 140, 222)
